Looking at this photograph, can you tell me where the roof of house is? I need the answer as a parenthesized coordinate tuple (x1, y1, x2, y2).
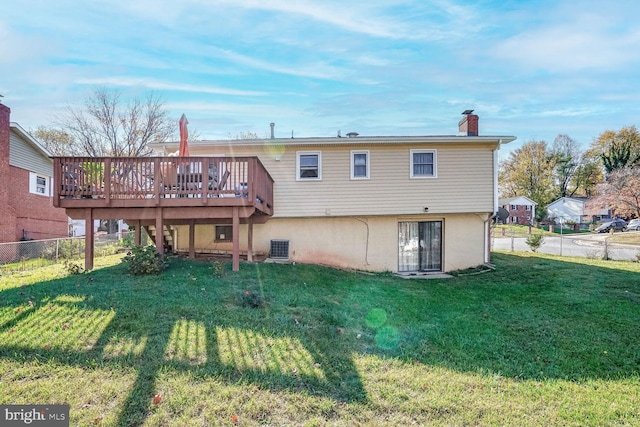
(10, 122, 52, 158)
(151, 134, 517, 152)
(498, 196, 537, 206)
(546, 196, 591, 208)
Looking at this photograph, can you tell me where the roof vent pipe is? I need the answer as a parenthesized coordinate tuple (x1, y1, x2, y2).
(270, 122, 275, 139)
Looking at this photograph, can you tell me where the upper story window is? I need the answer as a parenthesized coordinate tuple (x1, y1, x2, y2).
(29, 172, 50, 196)
(510, 204, 517, 210)
(297, 151, 322, 180)
(351, 150, 370, 180)
(525, 205, 532, 211)
(410, 149, 437, 178)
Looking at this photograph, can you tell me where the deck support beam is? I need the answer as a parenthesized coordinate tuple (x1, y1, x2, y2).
(247, 218, 253, 262)
(155, 208, 163, 254)
(133, 220, 141, 245)
(84, 208, 94, 271)
(188, 220, 196, 259)
(232, 206, 240, 271)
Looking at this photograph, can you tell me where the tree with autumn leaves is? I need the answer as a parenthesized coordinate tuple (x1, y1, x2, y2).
(500, 126, 640, 221)
(586, 126, 640, 218)
(499, 135, 601, 220)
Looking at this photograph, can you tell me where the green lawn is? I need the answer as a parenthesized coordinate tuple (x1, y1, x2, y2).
(1, 252, 639, 426)
(608, 231, 640, 246)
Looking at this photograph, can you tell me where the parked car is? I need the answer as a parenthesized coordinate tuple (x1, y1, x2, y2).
(595, 219, 627, 233)
(627, 218, 640, 231)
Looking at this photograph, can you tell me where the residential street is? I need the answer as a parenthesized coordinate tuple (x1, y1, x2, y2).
(492, 232, 640, 261)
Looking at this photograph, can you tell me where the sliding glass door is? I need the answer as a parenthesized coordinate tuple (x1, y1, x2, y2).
(398, 221, 442, 272)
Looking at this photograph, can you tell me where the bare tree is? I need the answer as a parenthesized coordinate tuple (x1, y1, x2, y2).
(228, 131, 261, 140)
(58, 88, 174, 157)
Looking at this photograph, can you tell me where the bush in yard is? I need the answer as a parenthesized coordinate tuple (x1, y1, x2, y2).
(122, 245, 167, 275)
(241, 290, 265, 308)
(63, 260, 84, 275)
(525, 233, 545, 252)
(212, 260, 226, 278)
(120, 231, 135, 248)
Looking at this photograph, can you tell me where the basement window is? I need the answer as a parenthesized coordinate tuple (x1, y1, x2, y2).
(215, 225, 232, 242)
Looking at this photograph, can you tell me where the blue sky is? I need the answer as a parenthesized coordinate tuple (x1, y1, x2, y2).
(2, 0, 640, 154)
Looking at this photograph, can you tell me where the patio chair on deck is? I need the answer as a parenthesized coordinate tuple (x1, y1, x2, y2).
(160, 163, 179, 195)
(214, 170, 231, 190)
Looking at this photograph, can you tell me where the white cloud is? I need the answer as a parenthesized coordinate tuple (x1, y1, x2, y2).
(492, 9, 640, 72)
(204, 0, 479, 41)
(214, 48, 348, 80)
(75, 77, 267, 96)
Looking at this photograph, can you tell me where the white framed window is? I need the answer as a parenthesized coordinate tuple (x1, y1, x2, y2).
(410, 149, 437, 178)
(350, 150, 370, 180)
(29, 172, 50, 196)
(510, 204, 517, 210)
(525, 205, 532, 211)
(296, 151, 322, 180)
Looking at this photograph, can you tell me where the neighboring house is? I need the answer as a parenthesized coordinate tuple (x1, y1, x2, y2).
(0, 103, 68, 243)
(498, 196, 537, 225)
(546, 197, 612, 225)
(147, 113, 516, 273)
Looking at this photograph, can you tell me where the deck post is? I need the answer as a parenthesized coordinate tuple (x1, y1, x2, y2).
(232, 206, 240, 271)
(247, 217, 253, 262)
(155, 208, 164, 254)
(189, 220, 195, 259)
(134, 220, 141, 245)
(85, 208, 94, 271)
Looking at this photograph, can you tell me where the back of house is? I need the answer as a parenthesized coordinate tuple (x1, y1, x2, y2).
(151, 113, 516, 273)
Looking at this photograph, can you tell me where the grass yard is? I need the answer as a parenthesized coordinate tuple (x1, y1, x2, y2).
(608, 231, 640, 246)
(493, 224, 591, 238)
(1, 252, 639, 426)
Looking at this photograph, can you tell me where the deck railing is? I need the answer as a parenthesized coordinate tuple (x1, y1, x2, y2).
(53, 156, 274, 213)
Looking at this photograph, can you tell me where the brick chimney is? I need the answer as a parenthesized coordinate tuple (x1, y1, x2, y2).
(458, 110, 479, 136)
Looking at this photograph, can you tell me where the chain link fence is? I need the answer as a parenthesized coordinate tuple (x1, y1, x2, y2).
(0, 231, 150, 275)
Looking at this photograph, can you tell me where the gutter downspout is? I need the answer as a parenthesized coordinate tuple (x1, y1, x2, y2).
(486, 140, 502, 264)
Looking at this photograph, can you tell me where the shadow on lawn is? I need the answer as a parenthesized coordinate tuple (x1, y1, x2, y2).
(0, 261, 367, 426)
(0, 253, 639, 425)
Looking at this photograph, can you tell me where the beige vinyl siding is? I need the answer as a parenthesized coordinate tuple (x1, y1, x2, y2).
(9, 130, 53, 176)
(187, 141, 497, 218)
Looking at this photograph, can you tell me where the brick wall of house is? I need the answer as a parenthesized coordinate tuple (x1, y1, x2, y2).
(9, 167, 69, 240)
(504, 204, 533, 225)
(0, 104, 69, 242)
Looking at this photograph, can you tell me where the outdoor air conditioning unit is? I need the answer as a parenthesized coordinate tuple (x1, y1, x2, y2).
(270, 239, 289, 259)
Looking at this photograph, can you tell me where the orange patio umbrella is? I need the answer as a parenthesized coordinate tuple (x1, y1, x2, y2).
(179, 114, 190, 157)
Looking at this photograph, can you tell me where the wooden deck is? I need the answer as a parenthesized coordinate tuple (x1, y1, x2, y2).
(53, 156, 274, 271)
